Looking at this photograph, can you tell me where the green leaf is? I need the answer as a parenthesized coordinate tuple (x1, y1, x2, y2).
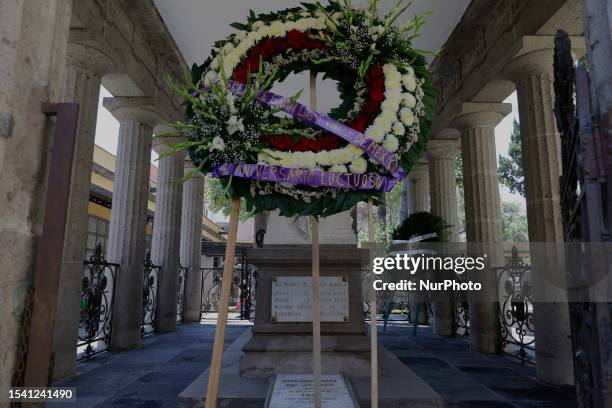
(230, 22, 249, 31)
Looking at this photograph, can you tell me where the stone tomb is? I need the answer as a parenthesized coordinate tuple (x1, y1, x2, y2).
(178, 245, 442, 407)
(271, 276, 349, 323)
(266, 374, 358, 408)
(240, 245, 370, 377)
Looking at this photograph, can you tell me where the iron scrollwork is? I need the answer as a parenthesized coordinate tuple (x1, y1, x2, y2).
(78, 242, 118, 360)
(141, 250, 161, 338)
(498, 247, 535, 363)
(200, 254, 255, 320)
(454, 285, 470, 338)
(177, 265, 187, 323)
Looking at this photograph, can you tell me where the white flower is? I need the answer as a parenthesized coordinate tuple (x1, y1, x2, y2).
(347, 144, 363, 158)
(317, 150, 331, 166)
(400, 108, 415, 127)
(402, 75, 417, 92)
(227, 115, 244, 135)
(392, 121, 405, 136)
(269, 22, 286, 37)
(365, 126, 385, 143)
(338, 149, 352, 163)
(374, 115, 393, 133)
(402, 93, 417, 108)
(301, 151, 317, 169)
(383, 135, 399, 152)
(349, 157, 367, 174)
(227, 92, 237, 113)
(222, 42, 234, 53)
(381, 109, 396, 123)
(381, 99, 399, 113)
(252, 21, 265, 30)
(211, 136, 225, 151)
(203, 70, 218, 86)
(330, 164, 348, 173)
(210, 59, 219, 70)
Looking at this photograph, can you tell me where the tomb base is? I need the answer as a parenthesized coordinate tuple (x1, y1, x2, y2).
(177, 328, 443, 408)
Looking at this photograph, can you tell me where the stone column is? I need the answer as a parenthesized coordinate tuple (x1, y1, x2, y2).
(151, 132, 185, 332)
(453, 102, 511, 355)
(180, 160, 205, 323)
(428, 136, 460, 242)
(504, 39, 574, 385)
(409, 162, 430, 213)
(51, 43, 114, 381)
(104, 97, 159, 350)
(0, 0, 72, 391)
(398, 179, 411, 224)
(407, 162, 429, 324)
(582, 0, 612, 116)
(427, 137, 460, 336)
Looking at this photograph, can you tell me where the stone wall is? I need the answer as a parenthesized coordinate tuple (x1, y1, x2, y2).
(0, 0, 73, 391)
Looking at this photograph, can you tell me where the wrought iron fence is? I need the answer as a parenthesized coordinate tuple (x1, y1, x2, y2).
(454, 273, 470, 338)
(177, 265, 187, 323)
(141, 250, 161, 338)
(497, 247, 535, 363)
(200, 263, 256, 320)
(77, 242, 118, 361)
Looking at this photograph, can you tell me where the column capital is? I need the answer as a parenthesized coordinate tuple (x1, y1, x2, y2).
(103, 97, 160, 126)
(503, 35, 585, 82)
(152, 125, 186, 155)
(184, 158, 205, 177)
(66, 42, 115, 75)
(408, 162, 429, 181)
(452, 102, 512, 132)
(427, 138, 460, 161)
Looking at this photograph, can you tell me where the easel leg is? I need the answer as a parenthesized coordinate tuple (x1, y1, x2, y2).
(368, 198, 378, 408)
(204, 197, 240, 408)
(311, 216, 322, 408)
(309, 70, 322, 408)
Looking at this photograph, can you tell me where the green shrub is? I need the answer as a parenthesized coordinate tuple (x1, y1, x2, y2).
(391, 212, 449, 242)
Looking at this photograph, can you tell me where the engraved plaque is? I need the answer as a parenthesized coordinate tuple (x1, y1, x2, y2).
(271, 276, 349, 322)
(267, 374, 357, 408)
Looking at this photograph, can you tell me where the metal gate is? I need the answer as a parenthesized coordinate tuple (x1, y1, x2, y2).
(554, 30, 612, 408)
(200, 247, 256, 321)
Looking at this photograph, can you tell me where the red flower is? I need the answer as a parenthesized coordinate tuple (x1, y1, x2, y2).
(261, 39, 275, 60)
(287, 30, 306, 49)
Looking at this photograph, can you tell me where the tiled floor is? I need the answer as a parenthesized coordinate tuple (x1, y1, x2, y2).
(55, 320, 577, 407)
(379, 322, 577, 408)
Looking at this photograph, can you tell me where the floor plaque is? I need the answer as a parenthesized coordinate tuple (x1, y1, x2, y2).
(271, 276, 349, 322)
(266, 374, 358, 408)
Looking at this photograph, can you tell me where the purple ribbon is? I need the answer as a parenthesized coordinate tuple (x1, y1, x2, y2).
(227, 80, 406, 181)
(212, 163, 398, 192)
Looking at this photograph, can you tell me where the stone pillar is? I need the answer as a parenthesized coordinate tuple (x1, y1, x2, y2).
(409, 162, 430, 213)
(180, 160, 205, 323)
(398, 179, 411, 224)
(504, 40, 575, 385)
(200, 255, 216, 314)
(151, 133, 185, 332)
(407, 162, 429, 324)
(427, 137, 460, 336)
(453, 102, 510, 354)
(428, 137, 460, 242)
(104, 97, 159, 350)
(0, 0, 72, 391)
(582, 0, 612, 116)
(51, 43, 114, 381)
